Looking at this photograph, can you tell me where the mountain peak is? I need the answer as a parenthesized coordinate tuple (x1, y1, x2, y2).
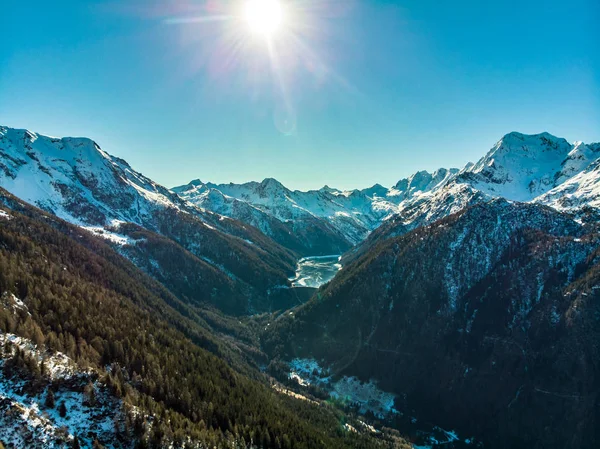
(260, 177, 283, 186)
(458, 132, 578, 202)
(319, 184, 341, 194)
(171, 178, 205, 194)
(497, 131, 569, 150)
(259, 177, 287, 192)
(501, 130, 555, 140)
(360, 183, 388, 198)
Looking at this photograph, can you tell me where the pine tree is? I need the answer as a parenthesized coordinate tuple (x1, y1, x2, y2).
(45, 389, 55, 408)
(59, 401, 67, 418)
(84, 381, 96, 406)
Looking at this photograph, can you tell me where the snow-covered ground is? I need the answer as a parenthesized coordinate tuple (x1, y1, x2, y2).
(81, 220, 144, 247)
(288, 358, 478, 448)
(0, 331, 127, 449)
(289, 358, 394, 417)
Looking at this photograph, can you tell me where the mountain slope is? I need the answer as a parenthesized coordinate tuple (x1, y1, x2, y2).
(535, 144, 600, 214)
(0, 126, 297, 314)
(0, 189, 397, 449)
(265, 200, 600, 449)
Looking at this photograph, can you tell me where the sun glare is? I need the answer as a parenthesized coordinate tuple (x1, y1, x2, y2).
(244, 0, 283, 36)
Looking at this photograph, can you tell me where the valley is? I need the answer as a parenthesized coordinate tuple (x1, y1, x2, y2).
(4, 0, 597, 446)
(1, 126, 600, 449)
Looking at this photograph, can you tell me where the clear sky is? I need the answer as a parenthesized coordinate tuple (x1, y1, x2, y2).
(1, 0, 599, 191)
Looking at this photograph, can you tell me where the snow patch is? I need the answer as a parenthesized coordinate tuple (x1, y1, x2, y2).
(0, 331, 125, 448)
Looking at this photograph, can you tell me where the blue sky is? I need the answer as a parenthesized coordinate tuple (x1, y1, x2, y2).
(1, 0, 599, 190)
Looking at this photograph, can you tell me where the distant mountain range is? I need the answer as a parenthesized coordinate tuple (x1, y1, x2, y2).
(172, 168, 460, 255)
(175, 132, 600, 261)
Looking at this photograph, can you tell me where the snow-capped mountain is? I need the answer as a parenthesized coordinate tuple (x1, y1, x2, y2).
(0, 126, 298, 314)
(457, 132, 579, 200)
(387, 168, 459, 201)
(347, 132, 600, 260)
(174, 178, 385, 251)
(426, 132, 600, 214)
(173, 168, 461, 253)
(0, 126, 186, 227)
(173, 182, 353, 256)
(177, 133, 598, 260)
(534, 142, 600, 213)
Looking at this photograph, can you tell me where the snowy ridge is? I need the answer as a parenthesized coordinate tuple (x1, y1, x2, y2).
(175, 133, 599, 253)
(388, 168, 459, 201)
(0, 126, 188, 228)
(353, 132, 600, 253)
(535, 144, 600, 213)
(173, 167, 460, 249)
(174, 178, 396, 245)
(440, 132, 600, 208)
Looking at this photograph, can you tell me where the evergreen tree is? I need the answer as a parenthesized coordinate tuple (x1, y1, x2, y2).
(59, 401, 67, 418)
(45, 389, 55, 408)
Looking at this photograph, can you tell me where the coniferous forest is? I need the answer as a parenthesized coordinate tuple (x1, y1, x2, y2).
(0, 190, 409, 448)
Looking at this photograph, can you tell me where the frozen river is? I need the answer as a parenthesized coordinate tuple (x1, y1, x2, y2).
(289, 255, 342, 288)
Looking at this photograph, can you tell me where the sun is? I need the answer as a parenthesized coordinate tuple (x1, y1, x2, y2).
(244, 0, 284, 36)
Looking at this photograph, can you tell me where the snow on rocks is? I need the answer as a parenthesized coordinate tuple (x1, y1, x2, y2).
(0, 332, 86, 380)
(1, 293, 30, 316)
(0, 125, 187, 231)
(0, 331, 126, 448)
(288, 358, 394, 417)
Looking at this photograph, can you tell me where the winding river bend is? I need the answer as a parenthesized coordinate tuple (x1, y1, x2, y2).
(289, 255, 342, 288)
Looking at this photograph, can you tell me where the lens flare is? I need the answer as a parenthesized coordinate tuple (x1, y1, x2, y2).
(160, 0, 358, 134)
(244, 0, 283, 36)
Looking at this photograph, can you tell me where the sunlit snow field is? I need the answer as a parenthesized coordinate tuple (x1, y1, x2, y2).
(289, 255, 342, 288)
